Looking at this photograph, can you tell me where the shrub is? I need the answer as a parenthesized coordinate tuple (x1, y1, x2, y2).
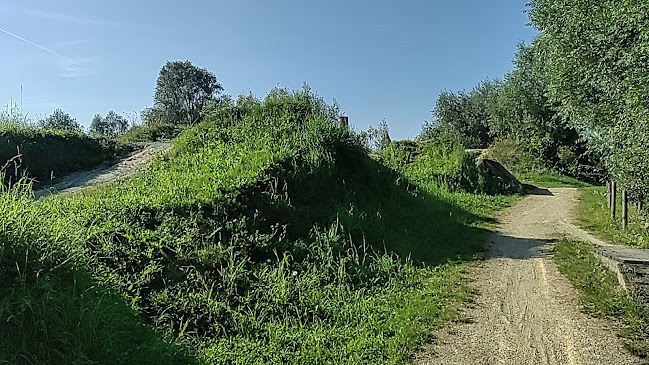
(0, 124, 123, 185)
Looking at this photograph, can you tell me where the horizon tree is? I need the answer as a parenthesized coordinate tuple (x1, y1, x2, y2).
(144, 60, 223, 126)
(39, 108, 82, 132)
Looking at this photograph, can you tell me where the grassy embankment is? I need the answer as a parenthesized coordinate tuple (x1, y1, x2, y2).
(0, 123, 126, 186)
(484, 138, 592, 189)
(553, 238, 649, 357)
(564, 186, 649, 357)
(0, 90, 519, 364)
(577, 187, 649, 248)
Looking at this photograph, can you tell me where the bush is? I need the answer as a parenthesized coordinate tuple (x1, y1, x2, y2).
(380, 137, 522, 195)
(0, 124, 124, 185)
(119, 123, 187, 142)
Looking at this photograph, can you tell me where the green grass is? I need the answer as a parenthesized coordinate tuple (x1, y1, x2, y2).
(577, 187, 649, 248)
(0, 89, 518, 364)
(553, 238, 649, 357)
(119, 123, 186, 143)
(484, 137, 595, 188)
(516, 170, 591, 188)
(0, 123, 127, 186)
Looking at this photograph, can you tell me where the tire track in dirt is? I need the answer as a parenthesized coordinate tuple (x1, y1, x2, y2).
(416, 188, 642, 365)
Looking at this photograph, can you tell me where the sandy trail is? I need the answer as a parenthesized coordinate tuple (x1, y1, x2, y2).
(416, 187, 642, 365)
(34, 142, 170, 199)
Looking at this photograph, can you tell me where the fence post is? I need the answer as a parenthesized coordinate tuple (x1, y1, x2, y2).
(607, 181, 611, 208)
(611, 181, 617, 218)
(622, 190, 628, 230)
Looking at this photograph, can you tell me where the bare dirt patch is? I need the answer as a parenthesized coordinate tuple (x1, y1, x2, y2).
(34, 142, 170, 199)
(416, 188, 642, 364)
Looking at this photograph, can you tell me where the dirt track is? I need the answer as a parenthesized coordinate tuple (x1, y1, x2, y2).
(34, 142, 170, 198)
(416, 188, 642, 365)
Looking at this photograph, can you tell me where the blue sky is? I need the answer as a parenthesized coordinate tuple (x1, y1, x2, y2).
(0, 1, 536, 140)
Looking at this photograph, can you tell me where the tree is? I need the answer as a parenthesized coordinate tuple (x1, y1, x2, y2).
(376, 119, 392, 152)
(365, 119, 392, 153)
(145, 61, 223, 126)
(39, 109, 82, 132)
(90, 110, 129, 138)
(419, 80, 500, 148)
(489, 41, 601, 180)
(528, 0, 649, 198)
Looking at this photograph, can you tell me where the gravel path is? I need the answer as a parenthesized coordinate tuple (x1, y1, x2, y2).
(34, 142, 170, 199)
(416, 187, 642, 365)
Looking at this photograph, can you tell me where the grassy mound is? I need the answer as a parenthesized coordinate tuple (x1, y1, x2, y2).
(0, 124, 124, 185)
(0, 89, 516, 364)
(379, 137, 523, 195)
(485, 138, 592, 188)
(554, 238, 649, 356)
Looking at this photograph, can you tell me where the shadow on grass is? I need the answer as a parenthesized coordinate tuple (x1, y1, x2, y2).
(0, 235, 198, 365)
(244, 147, 498, 266)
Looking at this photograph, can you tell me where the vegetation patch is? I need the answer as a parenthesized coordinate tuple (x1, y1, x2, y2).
(0, 89, 516, 364)
(577, 187, 649, 248)
(553, 238, 649, 357)
(380, 138, 523, 196)
(0, 123, 126, 186)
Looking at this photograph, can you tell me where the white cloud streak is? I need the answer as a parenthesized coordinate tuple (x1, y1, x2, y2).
(56, 39, 89, 47)
(0, 27, 93, 78)
(61, 58, 95, 78)
(0, 27, 80, 65)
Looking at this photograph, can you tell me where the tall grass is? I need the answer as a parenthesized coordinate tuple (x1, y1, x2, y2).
(1, 89, 516, 363)
(0, 123, 126, 186)
(577, 187, 649, 247)
(553, 238, 649, 356)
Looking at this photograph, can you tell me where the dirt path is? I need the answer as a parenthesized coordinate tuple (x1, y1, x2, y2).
(34, 142, 170, 199)
(416, 187, 642, 365)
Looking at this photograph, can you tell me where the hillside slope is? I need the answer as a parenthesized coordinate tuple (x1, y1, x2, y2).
(0, 90, 517, 364)
(0, 124, 125, 186)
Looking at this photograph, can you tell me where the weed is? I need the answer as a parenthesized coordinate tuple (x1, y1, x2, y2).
(553, 238, 649, 357)
(577, 187, 649, 248)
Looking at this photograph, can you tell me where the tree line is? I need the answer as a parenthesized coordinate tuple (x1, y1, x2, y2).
(421, 0, 649, 195)
(1, 60, 224, 140)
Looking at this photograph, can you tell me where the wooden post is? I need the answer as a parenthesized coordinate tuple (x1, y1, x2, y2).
(607, 181, 611, 208)
(611, 181, 617, 218)
(622, 190, 628, 230)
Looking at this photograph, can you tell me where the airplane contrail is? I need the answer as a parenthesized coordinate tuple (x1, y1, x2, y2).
(0, 27, 80, 64)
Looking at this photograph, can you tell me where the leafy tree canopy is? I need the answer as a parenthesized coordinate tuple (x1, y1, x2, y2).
(420, 80, 501, 149)
(39, 109, 82, 132)
(528, 0, 649, 198)
(90, 110, 129, 138)
(144, 61, 223, 126)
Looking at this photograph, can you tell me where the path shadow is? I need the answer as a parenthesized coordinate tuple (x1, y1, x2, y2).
(528, 188, 554, 196)
(486, 233, 554, 260)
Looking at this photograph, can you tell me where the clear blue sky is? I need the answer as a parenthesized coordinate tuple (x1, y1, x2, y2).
(0, 1, 536, 140)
